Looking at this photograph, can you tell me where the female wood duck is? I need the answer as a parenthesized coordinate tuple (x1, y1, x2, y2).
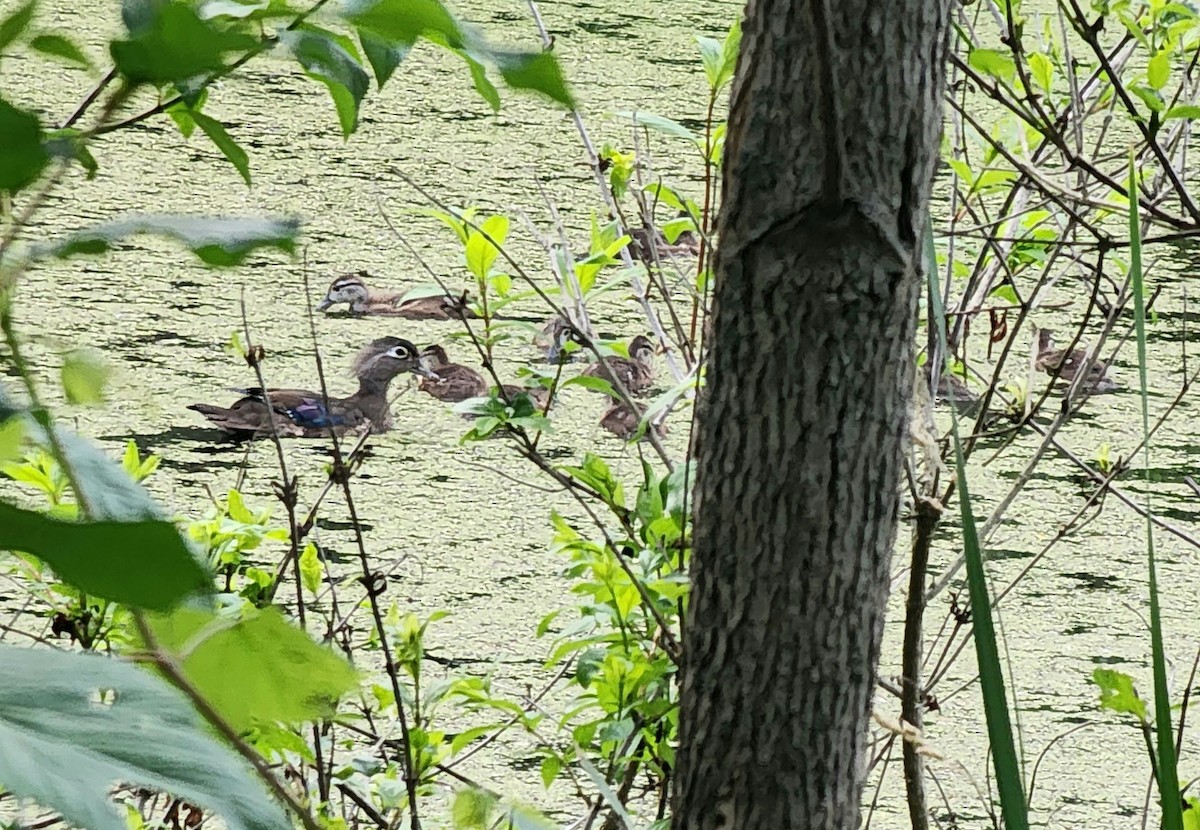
(316, 272, 476, 321)
(1034, 327, 1118, 392)
(581, 335, 656, 395)
(187, 337, 432, 438)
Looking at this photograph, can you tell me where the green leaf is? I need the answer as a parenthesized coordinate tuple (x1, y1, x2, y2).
(29, 33, 91, 68)
(0, 0, 35, 51)
(466, 55, 500, 111)
(696, 36, 723, 89)
(465, 214, 508, 279)
(0, 644, 290, 830)
(1130, 83, 1164, 113)
(280, 27, 370, 137)
(42, 215, 299, 266)
(0, 501, 210, 610)
(969, 48, 1016, 83)
(345, 0, 465, 49)
(299, 542, 322, 595)
(42, 128, 98, 179)
(358, 26, 408, 87)
(539, 754, 561, 788)
(1093, 667, 1148, 722)
(451, 787, 496, 829)
(492, 50, 573, 108)
(1165, 104, 1200, 119)
(146, 606, 359, 730)
(0, 417, 25, 462)
(61, 349, 109, 405)
(1148, 49, 1170, 90)
(190, 111, 251, 185)
(612, 110, 696, 141)
(110, 2, 259, 84)
(0, 96, 48, 193)
(1027, 52, 1053, 94)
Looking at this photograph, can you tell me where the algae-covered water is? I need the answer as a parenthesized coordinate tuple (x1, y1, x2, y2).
(4, 0, 1200, 827)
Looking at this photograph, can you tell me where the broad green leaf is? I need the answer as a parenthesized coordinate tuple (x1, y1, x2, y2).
(147, 606, 359, 730)
(720, 19, 741, 83)
(29, 33, 91, 68)
(0, 644, 290, 830)
(451, 787, 496, 828)
(42, 128, 98, 179)
(0, 97, 48, 192)
(42, 215, 299, 266)
(1148, 49, 1170, 90)
(612, 110, 696, 141)
(1027, 52, 1053, 94)
(0, 0, 35, 51)
(969, 48, 1016, 83)
(0, 500, 209, 609)
(191, 111, 251, 185)
(345, 0, 465, 49)
(1093, 667, 1148, 721)
(1165, 104, 1200, 119)
(110, 2, 259, 84)
(358, 26, 408, 87)
(61, 349, 109, 405)
(540, 755, 561, 788)
(1130, 83, 1165, 113)
(465, 214, 508, 279)
(492, 50, 573, 108)
(280, 27, 370, 137)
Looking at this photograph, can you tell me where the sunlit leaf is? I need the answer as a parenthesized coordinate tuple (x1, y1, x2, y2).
(146, 606, 359, 730)
(345, 0, 465, 49)
(42, 215, 299, 266)
(280, 26, 370, 137)
(29, 33, 91, 67)
(611, 110, 696, 142)
(1027, 52, 1053, 94)
(465, 214, 508, 279)
(1093, 667, 1148, 722)
(0, 97, 48, 193)
(1165, 104, 1200, 119)
(0, 501, 210, 609)
(61, 349, 109, 405)
(0, 645, 290, 830)
(451, 787, 496, 829)
(299, 542, 322, 595)
(1148, 49, 1170, 90)
(0, 417, 25, 462)
(969, 48, 1016, 83)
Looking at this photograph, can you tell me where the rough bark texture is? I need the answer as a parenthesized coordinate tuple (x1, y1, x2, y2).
(672, 1, 949, 828)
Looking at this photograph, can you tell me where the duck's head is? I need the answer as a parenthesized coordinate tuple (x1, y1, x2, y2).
(629, 335, 656, 363)
(1035, 327, 1056, 353)
(352, 337, 438, 381)
(542, 317, 581, 363)
(317, 271, 372, 312)
(419, 344, 452, 371)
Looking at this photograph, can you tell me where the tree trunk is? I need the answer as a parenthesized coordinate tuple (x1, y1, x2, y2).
(672, 0, 949, 827)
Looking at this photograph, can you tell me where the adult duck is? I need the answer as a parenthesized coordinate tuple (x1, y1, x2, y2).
(581, 335, 656, 395)
(188, 337, 431, 438)
(316, 272, 476, 321)
(1034, 327, 1118, 393)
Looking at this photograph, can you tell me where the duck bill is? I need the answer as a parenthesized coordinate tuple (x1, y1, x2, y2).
(316, 295, 335, 311)
(415, 366, 441, 380)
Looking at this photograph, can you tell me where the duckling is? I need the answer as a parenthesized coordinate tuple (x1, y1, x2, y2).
(188, 337, 431, 439)
(581, 335, 656, 395)
(600, 401, 665, 441)
(1034, 327, 1118, 392)
(628, 227, 701, 263)
(417, 345, 487, 402)
(316, 272, 476, 321)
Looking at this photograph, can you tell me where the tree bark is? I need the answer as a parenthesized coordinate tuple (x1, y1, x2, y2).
(673, 0, 949, 828)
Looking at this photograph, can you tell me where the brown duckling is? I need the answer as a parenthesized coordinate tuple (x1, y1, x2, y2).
(1034, 327, 1118, 392)
(628, 227, 701, 263)
(600, 401, 665, 441)
(188, 338, 431, 439)
(316, 272, 476, 321)
(417, 345, 487, 402)
(581, 335, 656, 395)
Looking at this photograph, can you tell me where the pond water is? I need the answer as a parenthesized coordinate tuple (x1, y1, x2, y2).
(4, 1, 1200, 828)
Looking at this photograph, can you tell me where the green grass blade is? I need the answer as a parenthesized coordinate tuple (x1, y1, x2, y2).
(925, 220, 1030, 830)
(1128, 157, 1183, 830)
